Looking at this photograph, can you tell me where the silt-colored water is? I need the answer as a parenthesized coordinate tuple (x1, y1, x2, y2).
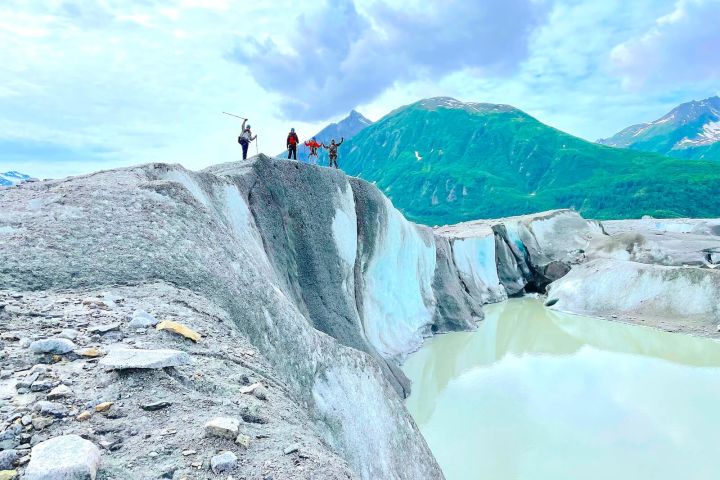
(402, 297, 720, 480)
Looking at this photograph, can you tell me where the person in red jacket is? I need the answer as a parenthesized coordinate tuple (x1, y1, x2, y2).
(304, 137, 322, 164)
(286, 128, 299, 160)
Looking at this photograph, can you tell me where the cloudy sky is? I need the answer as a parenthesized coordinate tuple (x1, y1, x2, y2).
(1, 0, 719, 178)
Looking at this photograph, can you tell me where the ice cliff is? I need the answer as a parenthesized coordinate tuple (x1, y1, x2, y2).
(0, 156, 593, 479)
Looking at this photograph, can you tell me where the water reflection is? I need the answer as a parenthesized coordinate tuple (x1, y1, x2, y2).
(403, 298, 720, 480)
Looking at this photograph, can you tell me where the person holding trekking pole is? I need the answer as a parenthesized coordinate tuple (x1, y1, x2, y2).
(322, 137, 344, 169)
(238, 119, 257, 160)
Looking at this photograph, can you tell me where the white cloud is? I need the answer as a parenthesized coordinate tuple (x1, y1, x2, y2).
(610, 0, 720, 90)
(229, 0, 550, 120)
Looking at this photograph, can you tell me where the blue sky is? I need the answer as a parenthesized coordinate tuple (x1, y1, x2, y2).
(1, 0, 719, 178)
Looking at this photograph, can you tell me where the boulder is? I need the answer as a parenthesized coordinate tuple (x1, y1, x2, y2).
(29, 338, 76, 355)
(210, 451, 237, 474)
(127, 310, 158, 328)
(47, 385, 72, 400)
(99, 348, 191, 370)
(204, 417, 239, 439)
(24, 435, 101, 480)
(33, 401, 68, 418)
(155, 320, 201, 342)
(87, 322, 121, 334)
(0, 450, 17, 470)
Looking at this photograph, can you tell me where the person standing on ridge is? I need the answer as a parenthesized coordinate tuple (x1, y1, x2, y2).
(287, 128, 299, 160)
(322, 137, 344, 169)
(238, 119, 256, 160)
(304, 137, 322, 164)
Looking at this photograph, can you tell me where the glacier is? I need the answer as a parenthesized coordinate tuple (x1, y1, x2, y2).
(2, 154, 718, 479)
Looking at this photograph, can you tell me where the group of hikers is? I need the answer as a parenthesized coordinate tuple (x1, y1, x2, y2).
(238, 119, 344, 169)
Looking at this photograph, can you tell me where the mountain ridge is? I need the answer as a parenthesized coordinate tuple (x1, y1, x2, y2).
(598, 96, 720, 161)
(340, 96, 720, 225)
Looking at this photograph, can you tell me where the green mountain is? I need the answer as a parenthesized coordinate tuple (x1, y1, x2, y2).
(598, 96, 720, 162)
(341, 97, 720, 226)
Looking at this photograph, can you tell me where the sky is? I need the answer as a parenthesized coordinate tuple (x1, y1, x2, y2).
(1, 0, 719, 178)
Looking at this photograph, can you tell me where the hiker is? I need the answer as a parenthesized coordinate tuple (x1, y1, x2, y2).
(238, 119, 256, 160)
(322, 137, 344, 169)
(304, 137, 322, 164)
(287, 128, 299, 160)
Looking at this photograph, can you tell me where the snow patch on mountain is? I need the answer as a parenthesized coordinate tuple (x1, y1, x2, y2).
(677, 120, 720, 147)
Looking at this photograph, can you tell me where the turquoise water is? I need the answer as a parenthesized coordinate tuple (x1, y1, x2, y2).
(402, 297, 720, 480)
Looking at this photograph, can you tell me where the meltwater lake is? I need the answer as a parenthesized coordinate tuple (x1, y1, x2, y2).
(402, 297, 720, 480)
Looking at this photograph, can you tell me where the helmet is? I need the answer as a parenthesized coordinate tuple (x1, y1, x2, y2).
(312, 137, 316, 141)
(291, 128, 295, 133)
(246, 125, 251, 130)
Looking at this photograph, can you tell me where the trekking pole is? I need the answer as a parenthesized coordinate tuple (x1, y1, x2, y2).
(222, 112, 247, 120)
(255, 136, 259, 156)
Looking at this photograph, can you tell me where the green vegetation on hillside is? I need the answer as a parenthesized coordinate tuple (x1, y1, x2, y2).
(341, 98, 720, 226)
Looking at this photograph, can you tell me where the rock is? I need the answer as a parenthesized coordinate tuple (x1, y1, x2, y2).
(283, 444, 299, 455)
(94, 402, 113, 413)
(15, 372, 40, 390)
(30, 380, 55, 392)
(29, 338, 76, 355)
(99, 348, 191, 370)
(76, 411, 91, 422)
(240, 406, 267, 424)
(47, 385, 72, 400)
(0, 450, 17, 470)
(74, 347, 105, 358)
(21, 415, 31, 426)
(155, 320, 201, 342)
(128, 310, 158, 329)
(140, 401, 171, 411)
(210, 451, 237, 474)
(204, 417, 239, 439)
(31, 417, 53, 431)
(235, 433, 251, 449)
(239, 382, 261, 395)
(253, 385, 268, 401)
(59, 329, 79, 340)
(87, 322, 121, 334)
(33, 401, 68, 418)
(24, 435, 101, 480)
(82, 298, 113, 309)
(0, 332, 21, 341)
(0, 470, 17, 480)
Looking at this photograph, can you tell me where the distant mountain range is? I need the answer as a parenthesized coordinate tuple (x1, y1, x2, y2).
(0, 171, 34, 187)
(340, 97, 720, 225)
(282, 110, 373, 163)
(599, 96, 720, 161)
